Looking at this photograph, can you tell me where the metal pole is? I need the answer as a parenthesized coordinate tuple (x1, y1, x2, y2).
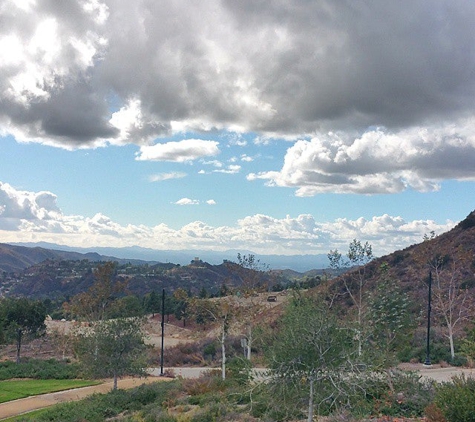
(160, 288, 165, 376)
(424, 271, 432, 366)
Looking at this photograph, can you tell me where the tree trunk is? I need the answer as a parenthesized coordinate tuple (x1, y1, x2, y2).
(448, 325, 455, 359)
(16, 328, 22, 364)
(308, 377, 314, 422)
(221, 328, 226, 380)
(113, 372, 118, 390)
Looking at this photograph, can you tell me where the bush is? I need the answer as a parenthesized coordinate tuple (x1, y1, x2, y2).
(182, 371, 227, 398)
(348, 370, 435, 419)
(190, 402, 228, 422)
(0, 358, 81, 380)
(449, 355, 467, 367)
(226, 357, 253, 385)
(15, 381, 180, 421)
(435, 375, 475, 422)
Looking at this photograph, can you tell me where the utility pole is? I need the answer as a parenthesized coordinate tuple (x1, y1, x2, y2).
(160, 288, 165, 376)
(424, 271, 432, 366)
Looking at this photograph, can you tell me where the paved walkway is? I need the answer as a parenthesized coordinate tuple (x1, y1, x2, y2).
(0, 376, 168, 420)
(399, 363, 475, 383)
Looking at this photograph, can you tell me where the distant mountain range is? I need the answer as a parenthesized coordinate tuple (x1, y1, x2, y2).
(1, 242, 329, 273)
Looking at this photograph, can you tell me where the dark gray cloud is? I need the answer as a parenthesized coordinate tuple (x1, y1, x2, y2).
(1, 0, 475, 152)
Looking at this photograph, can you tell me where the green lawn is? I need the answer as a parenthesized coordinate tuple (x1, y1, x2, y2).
(0, 379, 100, 403)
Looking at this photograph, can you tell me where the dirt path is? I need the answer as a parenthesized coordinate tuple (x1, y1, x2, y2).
(0, 376, 169, 421)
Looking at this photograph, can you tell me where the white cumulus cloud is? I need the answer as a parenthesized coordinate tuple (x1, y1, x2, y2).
(175, 198, 200, 206)
(0, 181, 457, 256)
(248, 121, 475, 195)
(137, 139, 220, 162)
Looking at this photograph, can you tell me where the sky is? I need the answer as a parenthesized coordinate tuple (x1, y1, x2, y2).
(1, 0, 475, 260)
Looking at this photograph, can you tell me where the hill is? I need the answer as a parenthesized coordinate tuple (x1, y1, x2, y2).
(0, 243, 157, 274)
(320, 210, 475, 360)
(354, 209, 475, 290)
(8, 242, 330, 272)
(0, 256, 295, 299)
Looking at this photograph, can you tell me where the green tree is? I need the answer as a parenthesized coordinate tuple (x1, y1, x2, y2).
(0, 298, 47, 363)
(190, 296, 240, 379)
(267, 295, 352, 421)
(145, 290, 161, 317)
(328, 239, 373, 356)
(74, 317, 147, 390)
(173, 288, 190, 327)
(109, 295, 144, 318)
(65, 261, 126, 321)
(367, 263, 412, 391)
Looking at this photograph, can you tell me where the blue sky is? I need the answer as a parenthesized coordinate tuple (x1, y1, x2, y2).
(1, 1, 474, 259)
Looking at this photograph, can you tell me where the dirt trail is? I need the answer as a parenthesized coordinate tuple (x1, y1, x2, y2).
(0, 376, 168, 420)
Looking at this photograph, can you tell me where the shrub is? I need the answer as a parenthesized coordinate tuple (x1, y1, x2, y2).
(347, 370, 435, 419)
(15, 381, 180, 421)
(226, 357, 253, 385)
(435, 375, 475, 422)
(0, 358, 81, 380)
(190, 402, 228, 422)
(424, 403, 447, 422)
(182, 371, 227, 397)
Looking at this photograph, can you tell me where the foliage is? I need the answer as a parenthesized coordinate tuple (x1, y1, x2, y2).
(361, 371, 435, 418)
(144, 290, 162, 316)
(107, 295, 144, 318)
(189, 296, 241, 379)
(434, 375, 475, 422)
(0, 298, 47, 364)
(236, 253, 270, 293)
(0, 358, 80, 380)
(173, 288, 190, 326)
(366, 263, 413, 368)
(13, 381, 180, 422)
(460, 326, 475, 366)
(73, 317, 147, 389)
(265, 294, 354, 420)
(420, 239, 474, 360)
(328, 239, 374, 357)
(64, 261, 126, 321)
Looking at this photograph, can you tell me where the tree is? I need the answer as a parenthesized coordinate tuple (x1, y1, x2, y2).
(420, 236, 473, 360)
(65, 261, 126, 321)
(108, 295, 144, 318)
(144, 290, 161, 317)
(267, 295, 352, 421)
(190, 296, 240, 379)
(367, 263, 413, 391)
(0, 298, 47, 364)
(173, 288, 190, 327)
(234, 253, 271, 360)
(74, 317, 147, 390)
(328, 239, 373, 356)
(236, 253, 269, 293)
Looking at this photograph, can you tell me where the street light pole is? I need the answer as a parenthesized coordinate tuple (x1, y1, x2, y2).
(160, 288, 165, 376)
(424, 271, 432, 366)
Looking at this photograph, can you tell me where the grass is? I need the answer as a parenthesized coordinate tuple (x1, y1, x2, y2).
(0, 379, 100, 403)
(1, 408, 49, 422)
